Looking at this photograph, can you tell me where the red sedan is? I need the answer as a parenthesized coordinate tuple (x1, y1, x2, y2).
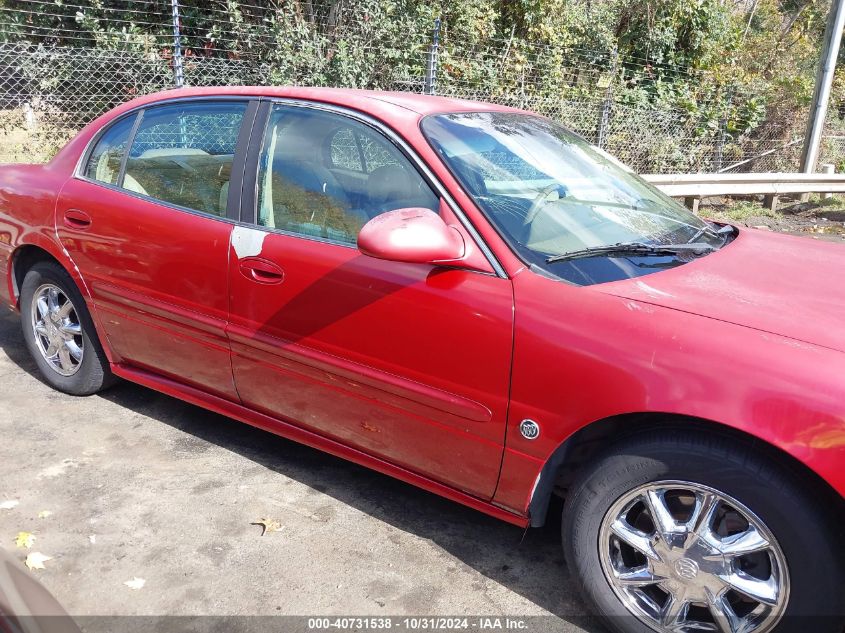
(0, 87, 843, 633)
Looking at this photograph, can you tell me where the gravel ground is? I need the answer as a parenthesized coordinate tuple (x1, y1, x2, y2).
(0, 308, 595, 631)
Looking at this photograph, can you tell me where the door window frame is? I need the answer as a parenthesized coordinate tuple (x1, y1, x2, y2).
(75, 96, 260, 224)
(240, 98, 506, 278)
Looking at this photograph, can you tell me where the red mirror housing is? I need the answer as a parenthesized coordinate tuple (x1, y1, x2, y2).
(357, 208, 466, 264)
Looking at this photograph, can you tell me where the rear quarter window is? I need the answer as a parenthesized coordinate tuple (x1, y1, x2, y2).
(329, 128, 363, 172)
(83, 114, 136, 185)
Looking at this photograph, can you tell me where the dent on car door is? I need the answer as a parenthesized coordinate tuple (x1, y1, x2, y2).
(56, 99, 257, 399)
(226, 103, 514, 498)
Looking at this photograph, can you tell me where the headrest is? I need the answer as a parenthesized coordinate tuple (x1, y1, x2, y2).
(368, 164, 414, 204)
(271, 118, 328, 164)
(139, 147, 209, 159)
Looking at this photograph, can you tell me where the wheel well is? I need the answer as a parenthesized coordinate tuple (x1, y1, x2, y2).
(529, 412, 845, 527)
(10, 246, 61, 303)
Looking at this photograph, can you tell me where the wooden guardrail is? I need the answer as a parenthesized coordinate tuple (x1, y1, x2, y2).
(641, 171, 845, 211)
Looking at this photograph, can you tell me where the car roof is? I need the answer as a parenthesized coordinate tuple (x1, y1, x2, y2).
(117, 86, 521, 118)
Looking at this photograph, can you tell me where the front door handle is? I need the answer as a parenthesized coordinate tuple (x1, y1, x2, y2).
(63, 209, 92, 230)
(239, 257, 285, 285)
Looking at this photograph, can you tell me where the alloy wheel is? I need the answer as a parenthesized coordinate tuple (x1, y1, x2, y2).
(598, 480, 789, 633)
(30, 283, 85, 377)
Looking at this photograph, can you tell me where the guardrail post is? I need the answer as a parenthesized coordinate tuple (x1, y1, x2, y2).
(763, 194, 779, 211)
(822, 163, 835, 199)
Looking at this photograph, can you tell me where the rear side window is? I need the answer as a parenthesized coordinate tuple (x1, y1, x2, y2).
(359, 135, 398, 172)
(329, 128, 363, 172)
(84, 114, 136, 185)
(327, 127, 399, 174)
(123, 102, 247, 216)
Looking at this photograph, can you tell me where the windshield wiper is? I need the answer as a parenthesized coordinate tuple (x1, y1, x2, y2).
(546, 241, 715, 264)
(686, 221, 734, 244)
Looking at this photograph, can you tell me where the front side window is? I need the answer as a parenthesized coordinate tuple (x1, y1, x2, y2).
(422, 112, 729, 286)
(84, 114, 137, 185)
(123, 102, 247, 216)
(256, 105, 438, 245)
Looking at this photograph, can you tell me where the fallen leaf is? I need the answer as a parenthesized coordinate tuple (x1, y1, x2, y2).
(25, 552, 51, 571)
(14, 532, 35, 549)
(0, 500, 19, 510)
(124, 577, 145, 589)
(251, 517, 282, 536)
(37, 510, 52, 519)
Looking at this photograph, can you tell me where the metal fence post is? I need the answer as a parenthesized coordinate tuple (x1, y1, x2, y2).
(596, 47, 618, 148)
(713, 87, 733, 172)
(424, 18, 441, 96)
(171, 0, 184, 88)
(713, 122, 726, 172)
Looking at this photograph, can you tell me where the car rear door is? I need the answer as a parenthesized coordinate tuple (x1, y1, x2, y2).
(56, 98, 258, 399)
(225, 101, 514, 498)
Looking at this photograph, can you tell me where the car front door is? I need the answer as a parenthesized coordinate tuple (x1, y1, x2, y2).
(56, 99, 257, 399)
(226, 102, 514, 498)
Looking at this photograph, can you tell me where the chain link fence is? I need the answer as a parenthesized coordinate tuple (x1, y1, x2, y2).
(0, 0, 840, 174)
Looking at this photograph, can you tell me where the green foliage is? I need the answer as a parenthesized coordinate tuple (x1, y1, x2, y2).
(709, 199, 779, 221)
(616, 0, 737, 69)
(0, 0, 840, 171)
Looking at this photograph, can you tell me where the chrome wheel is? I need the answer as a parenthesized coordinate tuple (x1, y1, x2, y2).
(30, 283, 84, 377)
(599, 480, 789, 633)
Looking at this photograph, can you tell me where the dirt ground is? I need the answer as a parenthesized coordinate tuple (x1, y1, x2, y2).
(703, 194, 845, 242)
(0, 308, 595, 631)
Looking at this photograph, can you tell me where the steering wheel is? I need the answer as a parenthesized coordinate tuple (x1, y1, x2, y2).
(523, 184, 560, 228)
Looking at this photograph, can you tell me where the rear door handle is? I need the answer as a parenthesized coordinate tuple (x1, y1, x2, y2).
(239, 257, 285, 285)
(63, 209, 92, 229)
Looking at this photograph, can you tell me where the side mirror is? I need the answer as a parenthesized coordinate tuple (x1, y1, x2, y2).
(357, 208, 465, 264)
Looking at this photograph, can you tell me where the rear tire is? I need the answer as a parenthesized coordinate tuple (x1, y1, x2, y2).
(20, 261, 115, 395)
(561, 430, 845, 633)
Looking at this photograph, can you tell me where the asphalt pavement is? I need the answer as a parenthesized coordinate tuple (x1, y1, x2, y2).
(0, 307, 597, 632)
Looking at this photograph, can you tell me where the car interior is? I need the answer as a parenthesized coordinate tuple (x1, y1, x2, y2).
(108, 104, 246, 217)
(436, 143, 627, 257)
(123, 148, 234, 216)
(257, 109, 439, 244)
(99, 105, 440, 243)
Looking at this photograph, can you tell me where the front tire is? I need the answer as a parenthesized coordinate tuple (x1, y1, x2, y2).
(561, 430, 845, 633)
(20, 261, 114, 395)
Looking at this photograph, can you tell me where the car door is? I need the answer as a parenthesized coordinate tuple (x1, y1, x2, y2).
(226, 102, 514, 498)
(56, 99, 257, 399)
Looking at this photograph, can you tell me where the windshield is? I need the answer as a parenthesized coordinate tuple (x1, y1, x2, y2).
(421, 112, 728, 285)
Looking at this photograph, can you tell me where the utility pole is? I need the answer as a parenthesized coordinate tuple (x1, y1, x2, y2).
(800, 0, 845, 173)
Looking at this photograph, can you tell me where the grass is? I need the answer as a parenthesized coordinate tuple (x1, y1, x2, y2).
(706, 200, 780, 223)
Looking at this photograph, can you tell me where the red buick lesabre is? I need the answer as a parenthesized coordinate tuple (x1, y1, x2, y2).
(0, 87, 843, 633)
